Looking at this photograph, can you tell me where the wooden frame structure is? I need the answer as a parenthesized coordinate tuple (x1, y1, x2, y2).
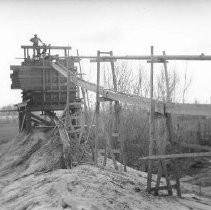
(50, 47, 211, 196)
(11, 42, 211, 196)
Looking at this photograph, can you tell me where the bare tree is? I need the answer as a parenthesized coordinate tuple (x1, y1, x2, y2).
(103, 61, 134, 94)
(182, 62, 192, 103)
(156, 67, 179, 102)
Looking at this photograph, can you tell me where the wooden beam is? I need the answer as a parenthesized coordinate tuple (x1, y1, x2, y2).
(51, 62, 211, 116)
(15, 100, 30, 108)
(10, 65, 52, 70)
(31, 113, 51, 125)
(150, 184, 177, 192)
(64, 54, 211, 61)
(51, 62, 163, 113)
(147, 46, 155, 192)
(21, 45, 72, 50)
(141, 152, 211, 160)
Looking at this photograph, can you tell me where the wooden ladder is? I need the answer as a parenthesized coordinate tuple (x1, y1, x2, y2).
(93, 51, 127, 171)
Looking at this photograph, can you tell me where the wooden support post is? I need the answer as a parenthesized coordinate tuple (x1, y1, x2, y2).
(163, 51, 181, 195)
(20, 110, 26, 133)
(58, 71, 61, 104)
(108, 101, 118, 170)
(147, 46, 155, 192)
(77, 50, 90, 125)
(25, 107, 31, 133)
(94, 50, 101, 165)
(161, 160, 173, 195)
(163, 51, 174, 144)
(65, 57, 71, 128)
(24, 48, 26, 59)
(110, 51, 126, 171)
(171, 159, 181, 197)
(77, 50, 91, 142)
(26, 49, 29, 57)
(154, 160, 162, 195)
(42, 69, 46, 106)
(18, 108, 23, 132)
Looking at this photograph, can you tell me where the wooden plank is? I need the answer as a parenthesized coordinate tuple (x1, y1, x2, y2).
(90, 58, 117, 62)
(51, 62, 163, 113)
(150, 184, 177, 191)
(141, 152, 211, 160)
(51, 62, 211, 116)
(20, 111, 26, 132)
(10, 65, 52, 70)
(21, 45, 72, 50)
(31, 113, 51, 125)
(71, 54, 211, 61)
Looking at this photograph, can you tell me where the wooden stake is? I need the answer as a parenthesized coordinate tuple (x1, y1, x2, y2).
(108, 102, 118, 170)
(65, 57, 71, 128)
(161, 160, 173, 195)
(77, 50, 90, 124)
(154, 160, 162, 195)
(94, 50, 101, 165)
(147, 46, 155, 192)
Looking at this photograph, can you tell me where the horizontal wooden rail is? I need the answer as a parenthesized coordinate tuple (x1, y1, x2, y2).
(140, 152, 211, 160)
(21, 45, 72, 50)
(57, 54, 211, 61)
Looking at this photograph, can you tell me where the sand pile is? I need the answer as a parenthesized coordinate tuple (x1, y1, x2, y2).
(0, 131, 211, 210)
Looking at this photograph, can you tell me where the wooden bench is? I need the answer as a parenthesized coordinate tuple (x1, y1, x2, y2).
(140, 152, 211, 196)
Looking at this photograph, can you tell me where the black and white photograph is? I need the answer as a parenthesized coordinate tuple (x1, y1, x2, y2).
(0, 0, 211, 209)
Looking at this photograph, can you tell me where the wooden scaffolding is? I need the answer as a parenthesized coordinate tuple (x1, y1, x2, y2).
(10, 42, 211, 196)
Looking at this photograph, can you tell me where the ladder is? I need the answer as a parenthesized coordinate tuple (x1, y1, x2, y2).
(93, 51, 127, 171)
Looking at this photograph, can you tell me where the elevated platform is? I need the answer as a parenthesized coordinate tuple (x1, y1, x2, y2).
(10, 45, 77, 112)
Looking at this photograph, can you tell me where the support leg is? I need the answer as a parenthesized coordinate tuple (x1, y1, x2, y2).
(155, 160, 162, 195)
(161, 160, 173, 195)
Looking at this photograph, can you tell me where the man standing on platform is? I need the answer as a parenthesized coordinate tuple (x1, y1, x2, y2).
(30, 34, 43, 58)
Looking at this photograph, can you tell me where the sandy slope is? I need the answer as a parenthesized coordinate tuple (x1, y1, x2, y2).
(0, 131, 210, 210)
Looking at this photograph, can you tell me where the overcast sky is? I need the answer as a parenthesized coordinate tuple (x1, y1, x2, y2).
(1, 0, 211, 107)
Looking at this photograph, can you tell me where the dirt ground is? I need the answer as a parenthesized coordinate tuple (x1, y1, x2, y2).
(0, 124, 210, 210)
